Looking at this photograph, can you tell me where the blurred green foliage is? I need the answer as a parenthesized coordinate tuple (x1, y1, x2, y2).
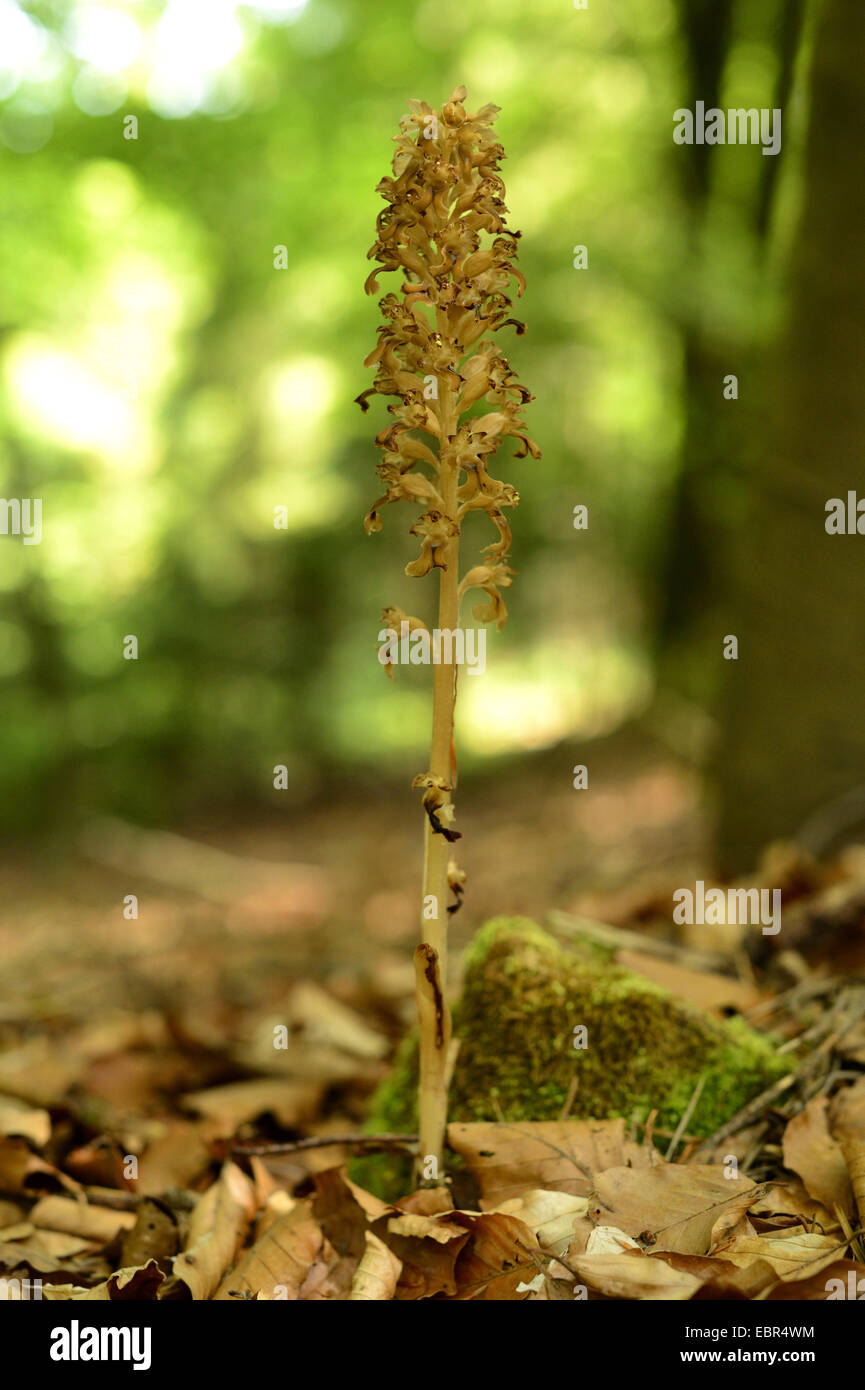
(0, 0, 806, 829)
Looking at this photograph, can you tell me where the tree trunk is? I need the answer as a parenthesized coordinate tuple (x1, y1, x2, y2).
(714, 0, 865, 869)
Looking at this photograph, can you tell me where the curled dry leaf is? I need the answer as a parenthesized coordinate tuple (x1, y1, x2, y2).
(29, 1195, 135, 1245)
(716, 1226, 841, 1281)
(614, 950, 763, 1014)
(181, 1078, 323, 1133)
(571, 1250, 704, 1301)
(171, 1161, 255, 1300)
(763, 1257, 865, 1300)
(288, 982, 390, 1061)
(750, 1179, 837, 1233)
(0, 1096, 51, 1147)
(585, 1225, 641, 1255)
(349, 1230, 402, 1301)
(0, 1137, 81, 1197)
(448, 1211, 539, 1301)
(0, 1039, 83, 1107)
(782, 1095, 853, 1213)
(214, 1199, 323, 1301)
(383, 1210, 470, 1299)
(120, 1197, 179, 1270)
(312, 1168, 396, 1263)
(135, 1118, 217, 1195)
(37, 1259, 164, 1301)
(492, 1190, 590, 1257)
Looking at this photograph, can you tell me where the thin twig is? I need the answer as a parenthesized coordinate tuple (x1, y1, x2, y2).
(690, 1073, 797, 1159)
(666, 1074, 706, 1162)
(230, 1132, 418, 1157)
(557, 1075, 579, 1122)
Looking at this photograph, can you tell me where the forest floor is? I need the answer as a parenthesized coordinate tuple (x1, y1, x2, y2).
(1, 727, 864, 1300)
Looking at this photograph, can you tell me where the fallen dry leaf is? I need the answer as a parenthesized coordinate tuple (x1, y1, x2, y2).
(312, 1168, 396, 1262)
(349, 1230, 402, 1300)
(449, 1211, 539, 1301)
(29, 1195, 136, 1244)
(492, 1189, 590, 1257)
(214, 1198, 322, 1300)
(135, 1119, 217, 1195)
(0, 1040, 82, 1107)
(585, 1224, 641, 1254)
(615, 950, 762, 1013)
(571, 1249, 703, 1300)
(181, 1078, 322, 1133)
(782, 1096, 853, 1212)
(448, 1118, 654, 1206)
(591, 1163, 757, 1255)
(763, 1258, 865, 1300)
(288, 982, 389, 1060)
(0, 1096, 51, 1147)
(38, 1260, 164, 1301)
(383, 1210, 470, 1299)
(750, 1179, 837, 1233)
(120, 1197, 180, 1269)
(171, 1161, 255, 1299)
(717, 1225, 841, 1281)
(0, 1137, 81, 1197)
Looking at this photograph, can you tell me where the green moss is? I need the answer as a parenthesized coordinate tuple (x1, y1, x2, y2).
(356, 917, 788, 1196)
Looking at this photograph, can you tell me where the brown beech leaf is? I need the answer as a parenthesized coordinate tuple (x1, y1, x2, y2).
(312, 1168, 396, 1262)
(0, 1237, 94, 1278)
(383, 1210, 470, 1300)
(830, 1075, 865, 1137)
(689, 1258, 780, 1300)
(718, 1226, 841, 1280)
(0, 1137, 81, 1197)
(38, 1259, 164, 1301)
(29, 1196, 136, 1245)
(396, 1187, 454, 1216)
(349, 1230, 402, 1300)
(449, 1211, 539, 1301)
(490, 1189, 590, 1257)
(615, 950, 762, 1014)
(750, 1179, 837, 1233)
(591, 1164, 757, 1255)
(22, 1230, 93, 1260)
(64, 1136, 133, 1190)
(782, 1096, 853, 1212)
(0, 1097, 51, 1147)
(287, 982, 389, 1060)
(571, 1249, 704, 1300)
(120, 1198, 179, 1269)
(448, 1118, 653, 1206)
(171, 1161, 255, 1300)
(135, 1119, 218, 1195)
(214, 1198, 322, 1301)
(0, 1040, 82, 1107)
(181, 1078, 322, 1133)
(764, 1258, 865, 1300)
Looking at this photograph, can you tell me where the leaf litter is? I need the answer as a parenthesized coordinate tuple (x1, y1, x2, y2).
(1, 836, 864, 1300)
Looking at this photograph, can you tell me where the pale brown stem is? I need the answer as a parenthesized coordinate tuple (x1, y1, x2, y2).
(414, 944, 452, 1185)
(417, 377, 459, 1181)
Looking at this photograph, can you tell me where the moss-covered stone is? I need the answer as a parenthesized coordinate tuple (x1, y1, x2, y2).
(360, 918, 787, 1192)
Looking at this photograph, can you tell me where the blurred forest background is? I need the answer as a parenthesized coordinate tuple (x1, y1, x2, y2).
(1, 0, 864, 954)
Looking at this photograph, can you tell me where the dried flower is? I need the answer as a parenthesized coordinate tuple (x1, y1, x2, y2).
(359, 86, 539, 1181)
